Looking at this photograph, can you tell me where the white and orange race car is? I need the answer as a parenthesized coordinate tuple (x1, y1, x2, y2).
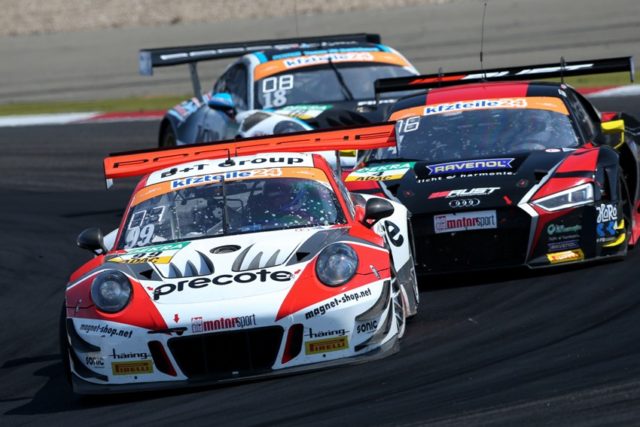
(61, 124, 418, 394)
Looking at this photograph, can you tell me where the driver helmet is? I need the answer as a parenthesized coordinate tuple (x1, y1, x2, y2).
(262, 179, 305, 216)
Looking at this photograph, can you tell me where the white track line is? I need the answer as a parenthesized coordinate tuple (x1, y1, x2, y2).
(587, 85, 640, 98)
(0, 112, 99, 127)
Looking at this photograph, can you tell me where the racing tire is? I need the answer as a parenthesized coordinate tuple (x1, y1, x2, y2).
(406, 218, 420, 317)
(391, 272, 407, 340)
(618, 174, 633, 252)
(159, 125, 177, 148)
(59, 302, 72, 386)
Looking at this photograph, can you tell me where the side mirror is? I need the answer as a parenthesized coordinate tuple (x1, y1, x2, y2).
(362, 198, 395, 227)
(600, 119, 625, 148)
(208, 93, 236, 113)
(77, 228, 107, 255)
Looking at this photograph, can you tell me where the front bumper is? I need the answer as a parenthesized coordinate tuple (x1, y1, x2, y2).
(411, 202, 626, 274)
(71, 336, 399, 395)
(66, 279, 400, 394)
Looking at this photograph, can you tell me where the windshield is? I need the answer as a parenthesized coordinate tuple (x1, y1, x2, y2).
(254, 64, 415, 109)
(118, 175, 346, 250)
(372, 99, 580, 163)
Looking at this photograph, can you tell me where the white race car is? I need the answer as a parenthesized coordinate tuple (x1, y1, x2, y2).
(61, 124, 418, 394)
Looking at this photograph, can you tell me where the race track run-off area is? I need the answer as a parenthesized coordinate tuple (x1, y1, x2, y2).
(0, 94, 639, 426)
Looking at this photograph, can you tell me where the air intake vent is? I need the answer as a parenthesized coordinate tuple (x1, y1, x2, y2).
(210, 245, 241, 254)
(232, 244, 284, 271)
(165, 251, 214, 278)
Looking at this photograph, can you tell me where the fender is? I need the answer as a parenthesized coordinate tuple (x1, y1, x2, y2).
(161, 94, 232, 146)
(594, 147, 620, 200)
(361, 194, 412, 274)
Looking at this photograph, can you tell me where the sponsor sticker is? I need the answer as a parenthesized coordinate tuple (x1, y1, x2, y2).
(596, 220, 619, 241)
(126, 242, 190, 254)
(284, 52, 374, 68)
(306, 328, 348, 339)
(304, 288, 373, 319)
(356, 320, 378, 334)
(110, 255, 173, 264)
(547, 224, 582, 235)
(112, 242, 190, 264)
(78, 323, 134, 339)
(433, 210, 497, 234)
(426, 159, 513, 176)
(596, 203, 618, 223)
(345, 162, 414, 182)
(85, 352, 105, 369)
(390, 97, 570, 120)
(546, 249, 584, 264)
(305, 336, 349, 355)
(548, 240, 580, 252)
(274, 104, 332, 120)
(429, 187, 499, 199)
(191, 314, 257, 333)
(171, 170, 255, 189)
(112, 360, 154, 375)
(153, 269, 294, 300)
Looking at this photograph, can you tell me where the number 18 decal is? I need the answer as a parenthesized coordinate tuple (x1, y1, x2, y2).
(262, 75, 294, 108)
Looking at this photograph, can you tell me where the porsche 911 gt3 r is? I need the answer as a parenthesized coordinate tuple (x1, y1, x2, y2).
(138, 33, 418, 147)
(347, 57, 640, 274)
(61, 124, 418, 394)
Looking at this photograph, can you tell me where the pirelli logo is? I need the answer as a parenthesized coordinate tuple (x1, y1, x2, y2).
(546, 249, 584, 264)
(305, 337, 349, 355)
(111, 360, 154, 375)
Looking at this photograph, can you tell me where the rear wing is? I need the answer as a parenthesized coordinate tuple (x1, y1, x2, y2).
(103, 122, 395, 188)
(374, 56, 635, 96)
(139, 33, 381, 98)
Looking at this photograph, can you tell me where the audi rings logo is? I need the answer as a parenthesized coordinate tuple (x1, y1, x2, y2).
(449, 198, 481, 208)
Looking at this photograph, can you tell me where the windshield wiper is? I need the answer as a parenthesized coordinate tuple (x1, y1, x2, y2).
(327, 58, 355, 101)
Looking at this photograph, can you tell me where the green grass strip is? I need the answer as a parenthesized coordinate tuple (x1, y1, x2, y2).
(0, 70, 636, 117)
(0, 95, 188, 116)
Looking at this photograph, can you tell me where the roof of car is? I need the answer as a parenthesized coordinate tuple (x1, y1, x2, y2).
(252, 42, 397, 63)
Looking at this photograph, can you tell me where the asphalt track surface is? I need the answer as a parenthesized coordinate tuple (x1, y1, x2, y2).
(0, 95, 638, 426)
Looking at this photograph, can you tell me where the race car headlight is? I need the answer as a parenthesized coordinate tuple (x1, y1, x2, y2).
(274, 120, 307, 134)
(90, 270, 132, 313)
(532, 183, 594, 212)
(315, 243, 358, 286)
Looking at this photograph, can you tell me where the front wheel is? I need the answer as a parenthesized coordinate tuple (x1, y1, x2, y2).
(159, 126, 177, 148)
(391, 273, 407, 339)
(59, 302, 72, 385)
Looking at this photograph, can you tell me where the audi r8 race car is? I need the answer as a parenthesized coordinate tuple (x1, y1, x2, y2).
(138, 33, 418, 147)
(61, 124, 418, 394)
(346, 57, 640, 274)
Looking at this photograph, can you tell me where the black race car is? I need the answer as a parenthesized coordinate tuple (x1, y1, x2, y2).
(345, 57, 640, 274)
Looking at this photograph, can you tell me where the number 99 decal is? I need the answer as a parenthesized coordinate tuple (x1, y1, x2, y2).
(125, 224, 155, 248)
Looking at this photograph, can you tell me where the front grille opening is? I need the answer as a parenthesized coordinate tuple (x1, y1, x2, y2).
(412, 209, 531, 273)
(281, 324, 304, 364)
(168, 326, 284, 380)
(148, 340, 177, 376)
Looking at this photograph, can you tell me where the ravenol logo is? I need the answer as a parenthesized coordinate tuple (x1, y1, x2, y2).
(426, 158, 514, 176)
